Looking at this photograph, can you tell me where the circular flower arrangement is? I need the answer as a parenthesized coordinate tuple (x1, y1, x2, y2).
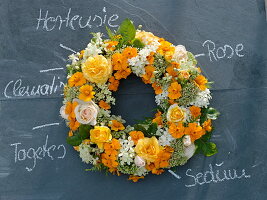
(60, 19, 219, 182)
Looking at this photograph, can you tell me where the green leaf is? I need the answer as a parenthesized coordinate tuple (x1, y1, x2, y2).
(147, 123, 158, 136)
(78, 124, 92, 140)
(206, 107, 220, 120)
(187, 52, 197, 66)
(134, 124, 148, 135)
(195, 140, 218, 157)
(106, 26, 115, 40)
(203, 142, 218, 156)
(66, 135, 82, 146)
(132, 38, 145, 48)
(117, 18, 136, 42)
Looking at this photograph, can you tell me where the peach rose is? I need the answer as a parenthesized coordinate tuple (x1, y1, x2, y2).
(134, 155, 146, 167)
(167, 104, 187, 123)
(134, 137, 161, 163)
(82, 55, 112, 84)
(90, 126, 112, 149)
(172, 45, 188, 63)
(73, 99, 99, 125)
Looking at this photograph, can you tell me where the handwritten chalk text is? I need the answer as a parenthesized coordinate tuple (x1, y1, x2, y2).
(3, 76, 64, 99)
(185, 162, 251, 187)
(202, 40, 244, 62)
(36, 7, 119, 32)
(10, 135, 66, 172)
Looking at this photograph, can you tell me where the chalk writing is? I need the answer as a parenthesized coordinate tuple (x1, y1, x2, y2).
(202, 40, 244, 62)
(185, 162, 251, 187)
(3, 76, 64, 98)
(169, 161, 251, 187)
(10, 135, 66, 172)
(32, 122, 60, 130)
(36, 7, 119, 32)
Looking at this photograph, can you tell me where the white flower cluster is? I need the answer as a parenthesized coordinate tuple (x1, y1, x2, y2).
(79, 143, 100, 165)
(83, 32, 104, 59)
(191, 89, 212, 108)
(118, 136, 135, 165)
(134, 166, 148, 177)
(128, 41, 160, 76)
(158, 129, 175, 146)
(155, 90, 168, 106)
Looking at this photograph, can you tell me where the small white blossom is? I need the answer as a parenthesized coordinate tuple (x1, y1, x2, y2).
(158, 129, 175, 146)
(79, 143, 99, 165)
(190, 89, 212, 108)
(118, 136, 135, 165)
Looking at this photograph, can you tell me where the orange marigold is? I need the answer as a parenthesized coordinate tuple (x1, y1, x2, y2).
(114, 67, 131, 80)
(195, 75, 208, 91)
(167, 82, 182, 99)
(151, 82, 163, 95)
(105, 41, 119, 51)
(185, 122, 205, 142)
(168, 122, 185, 139)
(202, 119, 212, 132)
(112, 53, 128, 70)
(129, 131, 145, 145)
(189, 105, 201, 118)
(147, 52, 155, 64)
(99, 100, 111, 110)
(78, 85, 95, 101)
(152, 110, 163, 126)
(68, 72, 87, 87)
(157, 40, 175, 60)
(101, 139, 121, 172)
(128, 175, 144, 182)
(166, 62, 180, 78)
(142, 65, 155, 84)
(122, 47, 138, 59)
(65, 101, 78, 121)
(109, 120, 125, 131)
(108, 76, 119, 91)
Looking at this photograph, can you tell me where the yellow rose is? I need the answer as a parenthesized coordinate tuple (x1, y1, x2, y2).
(90, 126, 112, 149)
(134, 136, 161, 163)
(82, 55, 112, 84)
(167, 104, 187, 123)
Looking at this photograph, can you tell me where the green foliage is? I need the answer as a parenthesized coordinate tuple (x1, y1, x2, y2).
(86, 163, 109, 174)
(200, 107, 220, 124)
(105, 18, 145, 50)
(133, 119, 159, 137)
(66, 125, 92, 146)
(195, 140, 218, 157)
(169, 139, 188, 167)
(105, 26, 115, 40)
(132, 38, 145, 48)
(117, 18, 136, 42)
(187, 52, 197, 66)
(176, 82, 199, 106)
(195, 128, 218, 157)
(117, 164, 138, 175)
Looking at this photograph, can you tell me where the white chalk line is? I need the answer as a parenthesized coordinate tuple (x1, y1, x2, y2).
(59, 43, 76, 53)
(39, 68, 64, 73)
(32, 122, 60, 130)
(195, 53, 205, 57)
(215, 161, 224, 167)
(168, 170, 181, 179)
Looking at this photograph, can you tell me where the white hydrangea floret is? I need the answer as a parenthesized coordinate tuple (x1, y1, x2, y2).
(118, 136, 135, 165)
(79, 143, 99, 165)
(190, 89, 212, 108)
(158, 128, 175, 146)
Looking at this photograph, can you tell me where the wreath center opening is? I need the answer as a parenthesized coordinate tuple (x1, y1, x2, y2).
(111, 74, 157, 126)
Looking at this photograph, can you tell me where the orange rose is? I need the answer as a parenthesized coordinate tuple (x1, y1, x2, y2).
(82, 55, 112, 84)
(135, 137, 162, 163)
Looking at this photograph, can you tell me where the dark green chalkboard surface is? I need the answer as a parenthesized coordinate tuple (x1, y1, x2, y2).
(1, 0, 267, 199)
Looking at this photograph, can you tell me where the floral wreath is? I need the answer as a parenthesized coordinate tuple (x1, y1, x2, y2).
(60, 19, 219, 182)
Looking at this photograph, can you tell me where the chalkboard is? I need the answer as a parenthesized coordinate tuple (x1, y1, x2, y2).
(1, 0, 267, 199)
